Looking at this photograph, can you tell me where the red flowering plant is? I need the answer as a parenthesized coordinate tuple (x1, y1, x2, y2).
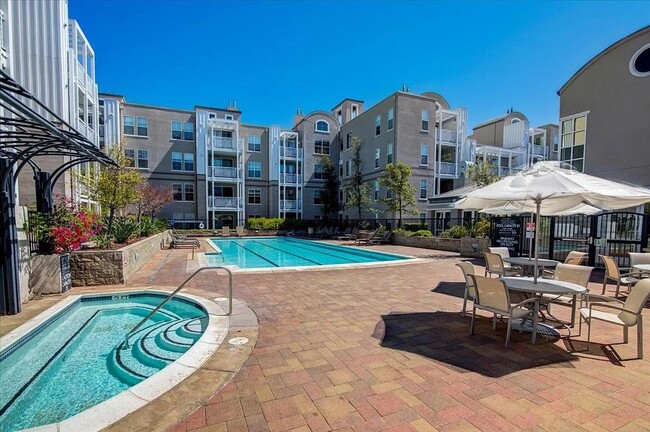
(28, 194, 102, 254)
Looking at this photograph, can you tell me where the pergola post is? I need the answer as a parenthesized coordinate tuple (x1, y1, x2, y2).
(35, 171, 53, 213)
(0, 158, 21, 315)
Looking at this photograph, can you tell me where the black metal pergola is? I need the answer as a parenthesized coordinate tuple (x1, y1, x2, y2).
(0, 70, 116, 315)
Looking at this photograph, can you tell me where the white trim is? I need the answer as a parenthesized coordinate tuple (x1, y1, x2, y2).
(314, 120, 330, 133)
(559, 110, 591, 122)
(630, 43, 650, 77)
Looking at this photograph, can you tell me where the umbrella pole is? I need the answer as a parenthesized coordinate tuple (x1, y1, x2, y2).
(529, 212, 534, 258)
(534, 200, 541, 284)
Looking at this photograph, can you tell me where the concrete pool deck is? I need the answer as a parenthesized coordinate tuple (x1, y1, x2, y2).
(3, 241, 650, 431)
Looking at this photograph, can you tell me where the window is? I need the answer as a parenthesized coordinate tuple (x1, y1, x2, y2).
(172, 152, 182, 170)
(209, 113, 216, 119)
(247, 161, 262, 178)
(375, 148, 380, 168)
(78, 89, 85, 123)
(184, 184, 194, 201)
(511, 118, 521, 124)
(630, 44, 650, 77)
(339, 163, 344, 177)
(124, 149, 135, 167)
(172, 184, 183, 201)
(137, 117, 148, 136)
(351, 104, 358, 119)
(137, 150, 149, 169)
(419, 179, 427, 199)
(76, 32, 85, 65)
(375, 115, 381, 136)
(374, 181, 379, 200)
(248, 188, 261, 204)
(346, 160, 351, 177)
(346, 132, 352, 149)
(172, 121, 182, 140)
(388, 109, 394, 131)
(387, 188, 393, 199)
(87, 100, 94, 129)
(560, 114, 587, 172)
(421, 110, 429, 131)
(314, 140, 330, 155)
(337, 110, 342, 125)
(248, 135, 261, 152)
(0, 11, 6, 50)
(225, 114, 234, 120)
(248, 214, 262, 219)
(420, 144, 428, 166)
(387, 143, 393, 164)
(123, 116, 135, 135)
(183, 122, 194, 141)
(86, 51, 94, 79)
(184, 153, 194, 171)
(339, 189, 344, 203)
(315, 120, 329, 133)
(314, 190, 322, 205)
(314, 164, 325, 180)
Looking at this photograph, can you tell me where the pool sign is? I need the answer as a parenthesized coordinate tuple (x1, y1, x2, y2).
(491, 216, 523, 256)
(525, 222, 535, 239)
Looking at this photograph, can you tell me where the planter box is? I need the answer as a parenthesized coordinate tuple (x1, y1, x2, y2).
(70, 231, 172, 286)
(29, 254, 72, 296)
(393, 233, 490, 257)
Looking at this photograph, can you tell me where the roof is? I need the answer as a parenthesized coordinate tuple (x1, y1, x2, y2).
(473, 111, 527, 129)
(558, 25, 650, 95)
(331, 98, 365, 111)
(428, 184, 479, 203)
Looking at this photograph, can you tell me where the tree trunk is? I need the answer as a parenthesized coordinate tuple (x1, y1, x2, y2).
(108, 207, 116, 233)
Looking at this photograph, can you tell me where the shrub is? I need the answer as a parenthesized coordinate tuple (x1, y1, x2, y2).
(412, 229, 433, 237)
(112, 217, 140, 244)
(138, 216, 158, 237)
(246, 218, 312, 231)
(441, 225, 468, 239)
(393, 228, 411, 236)
(470, 218, 490, 238)
(402, 223, 425, 232)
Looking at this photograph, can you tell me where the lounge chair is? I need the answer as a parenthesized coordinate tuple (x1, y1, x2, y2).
(600, 254, 638, 297)
(221, 226, 231, 237)
(334, 227, 352, 240)
(236, 226, 245, 236)
(369, 230, 392, 245)
(171, 237, 200, 249)
(469, 275, 539, 349)
(355, 230, 380, 245)
(578, 279, 650, 359)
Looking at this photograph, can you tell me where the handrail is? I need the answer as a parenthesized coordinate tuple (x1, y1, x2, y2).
(123, 266, 233, 349)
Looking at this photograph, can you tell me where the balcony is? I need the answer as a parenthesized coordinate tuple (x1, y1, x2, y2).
(435, 128, 458, 144)
(280, 147, 303, 159)
(75, 61, 95, 90)
(436, 162, 457, 177)
(280, 200, 302, 211)
(210, 166, 239, 180)
(531, 144, 547, 157)
(496, 166, 523, 177)
(211, 137, 236, 151)
(280, 173, 301, 184)
(208, 196, 240, 209)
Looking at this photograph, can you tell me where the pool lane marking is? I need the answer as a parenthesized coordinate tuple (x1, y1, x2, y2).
(250, 240, 325, 265)
(230, 240, 280, 267)
(272, 239, 363, 263)
(0, 309, 102, 416)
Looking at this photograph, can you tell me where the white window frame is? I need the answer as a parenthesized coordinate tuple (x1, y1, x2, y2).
(375, 115, 381, 136)
(387, 108, 394, 131)
(183, 153, 194, 172)
(375, 148, 380, 169)
(184, 183, 194, 201)
(171, 151, 183, 171)
(387, 143, 393, 164)
(374, 181, 379, 200)
(314, 139, 330, 155)
(247, 161, 262, 178)
(225, 114, 234, 120)
(183, 122, 194, 141)
(248, 188, 262, 205)
(171, 121, 183, 140)
(559, 111, 589, 172)
(351, 104, 359, 119)
(420, 144, 429, 166)
(137, 149, 149, 170)
(313, 189, 322, 205)
(172, 183, 183, 201)
(123, 116, 135, 135)
(630, 43, 650, 77)
(421, 110, 429, 131)
(315, 120, 330, 133)
(124, 149, 136, 168)
(137, 117, 148, 137)
(248, 135, 262, 152)
(419, 179, 427, 200)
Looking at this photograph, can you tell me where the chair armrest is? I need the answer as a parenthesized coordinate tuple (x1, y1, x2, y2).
(589, 303, 638, 315)
(584, 294, 624, 304)
(512, 297, 538, 309)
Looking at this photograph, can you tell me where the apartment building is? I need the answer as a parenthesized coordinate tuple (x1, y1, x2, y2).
(2, 0, 99, 209)
(558, 25, 650, 187)
(337, 91, 468, 221)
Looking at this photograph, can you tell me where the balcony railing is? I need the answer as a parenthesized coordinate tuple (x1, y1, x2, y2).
(208, 197, 240, 209)
(210, 166, 238, 179)
(280, 147, 302, 158)
(211, 137, 235, 150)
(280, 173, 301, 184)
(435, 128, 458, 144)
(437, 162, 457, 176)
(496, 166, 523, 177)
(280, 200, 302, 210)
(531, 144, 547, 156)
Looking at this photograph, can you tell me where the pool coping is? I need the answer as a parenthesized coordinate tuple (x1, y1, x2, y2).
(201, 236, 425, 273)
(1, 290, 232, 432)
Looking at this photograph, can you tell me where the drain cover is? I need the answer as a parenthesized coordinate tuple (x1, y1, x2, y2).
(228, 337, 249, 346)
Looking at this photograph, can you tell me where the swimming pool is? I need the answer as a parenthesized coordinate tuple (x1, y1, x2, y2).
(0, 291, 220, 431)
(205, 237, 409, 269)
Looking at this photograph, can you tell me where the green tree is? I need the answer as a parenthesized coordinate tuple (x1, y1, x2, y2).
(467, 159, 498, 187)
(86, 140, 143, 232)
(344, 137, 372, 219)
(318, 155, 343, 222)
(379, 162, 418, 226)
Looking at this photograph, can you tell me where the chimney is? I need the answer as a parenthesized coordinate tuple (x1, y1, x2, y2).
(293, 107, 305, 127)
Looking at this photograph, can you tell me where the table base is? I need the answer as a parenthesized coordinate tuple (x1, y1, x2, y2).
(510, 318, 561, 339)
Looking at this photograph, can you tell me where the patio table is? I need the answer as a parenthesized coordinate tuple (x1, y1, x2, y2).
(633, 264, 650, 272)
(503, 257, 559, 276)
(501, 276, 586, 336)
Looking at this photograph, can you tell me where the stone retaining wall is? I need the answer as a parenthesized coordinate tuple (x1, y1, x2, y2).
(71, 231, 172, 286)
(393, 233, 490, 257)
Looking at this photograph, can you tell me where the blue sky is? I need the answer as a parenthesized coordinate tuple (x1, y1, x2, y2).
(70, 1, 649, 129)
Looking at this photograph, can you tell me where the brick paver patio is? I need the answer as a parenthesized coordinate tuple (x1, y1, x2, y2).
(7, 242, 650, 431)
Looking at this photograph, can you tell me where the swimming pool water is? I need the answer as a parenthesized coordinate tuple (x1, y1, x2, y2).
(0, 293, 207, 431)
(206, 237, 408, 269)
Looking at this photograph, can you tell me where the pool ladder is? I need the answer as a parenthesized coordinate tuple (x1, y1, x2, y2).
(123, 266, 233, 349)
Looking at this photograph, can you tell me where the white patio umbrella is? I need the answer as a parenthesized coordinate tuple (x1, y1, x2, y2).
(456, 161, 650, 282)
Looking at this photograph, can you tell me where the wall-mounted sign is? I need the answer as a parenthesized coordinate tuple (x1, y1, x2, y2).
(492, 217, 523, 257)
